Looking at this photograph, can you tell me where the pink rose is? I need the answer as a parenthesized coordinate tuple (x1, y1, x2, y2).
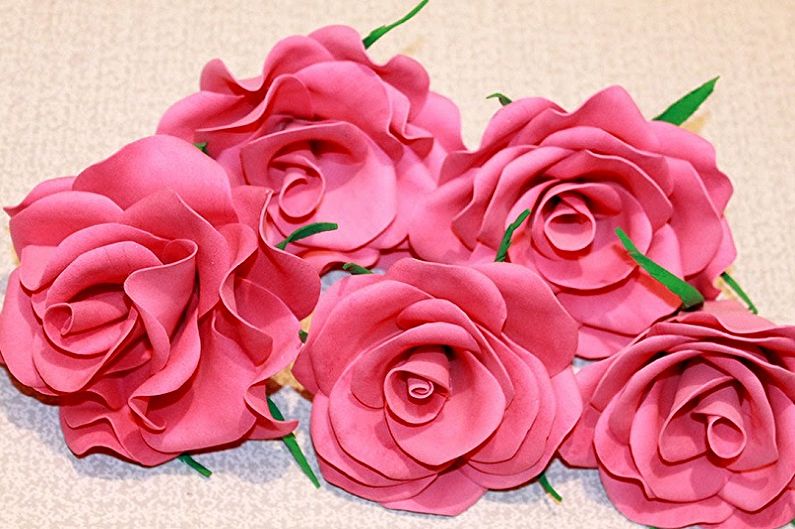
(560, 301, 795, 529)
(293, 258, 581, 515)
(0, 136, 319, 465)
(409, 86, 736, 359)
(158, 25, 463, 272)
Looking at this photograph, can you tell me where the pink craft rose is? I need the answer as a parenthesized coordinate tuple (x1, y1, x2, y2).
(409, 86, 736, 359)
(158, 25, 463, 272)
(560, 301, 795, 529)
(293, 258, 581, 515)
(0, 136, 319, 465)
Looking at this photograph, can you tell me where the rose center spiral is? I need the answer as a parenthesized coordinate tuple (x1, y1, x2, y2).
(406, 376, 435, 400)
(543, 202, 596, 252)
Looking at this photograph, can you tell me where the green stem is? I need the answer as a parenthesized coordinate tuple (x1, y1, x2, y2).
(486, 92, 513, 106)
(538, 472, 562, 502)
(342, 262, 374, 275)
(276, 222, 338, 250)
(362, 0, 430, 49)
(178, 454, 212, 478)
(720, 272, 758, 314)
(495, 209, 531, 262)
(616, 228, 705, 309)
(267, 397, 321, 489)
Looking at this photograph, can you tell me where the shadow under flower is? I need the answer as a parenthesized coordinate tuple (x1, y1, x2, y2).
(0, 368, 305, 483)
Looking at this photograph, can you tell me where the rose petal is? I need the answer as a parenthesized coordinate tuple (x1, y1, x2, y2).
(381, 469, 485, 516)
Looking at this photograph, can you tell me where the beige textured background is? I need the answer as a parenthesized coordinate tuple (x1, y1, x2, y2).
(0, 0, 793, 527)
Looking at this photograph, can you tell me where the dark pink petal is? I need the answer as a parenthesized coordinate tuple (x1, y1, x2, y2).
(350, 323, 477, 409)
(408, 173, 475, 263)
(0, 271, 55, 394)
(599, 471, 733, 528)
(301, 279, 428, 396)
(140, 316, 261, 452)
(381, 469, 486, 516)
(60, 402, 175, 466)
(473, 262, 578, 374)
(512, 86, 657, 150)
(122, 190, 231, 316)
(9, 191, 123, 255)
(666, 157, 724, 276)
(292, 273, 383, 394)
(559, 358, 615, 467)
(478, 97, 561, 150)
(156, 91, 244, 142)
(74, 135, 237, 227)
(386, 259, 507, 335)
(387, 351, 505, 467)
(4, 176, 75, 218)
(649, 120, 733, 212)
(327, 370, 440, 481)
(311, 394, 436, 489)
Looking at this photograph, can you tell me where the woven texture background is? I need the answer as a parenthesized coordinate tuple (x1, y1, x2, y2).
(0, 1, 793, 527)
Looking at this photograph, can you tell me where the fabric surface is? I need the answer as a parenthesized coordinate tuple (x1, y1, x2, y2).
(0, 0, 792, 527)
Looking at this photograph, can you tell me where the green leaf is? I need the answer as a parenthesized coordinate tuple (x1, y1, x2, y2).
(538, 472, 562, 503)
(298, 329, 308, 343)
(193, 142, 209, 155)
(487, 92, 513, 106)
(342, 262, 373, 275)
(721, 272, 758, 314)
(362, 0, 429, 49)
(495, 209, 531, 262)
(653, 77, 719, 125)
(276, 222, 338, 250)
(616, 228, 705, 309)
(177, 454, 212, 478)
(267, 397, 321, 489)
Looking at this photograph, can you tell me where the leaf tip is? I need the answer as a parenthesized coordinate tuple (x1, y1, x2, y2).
(486, 92, 513, 106)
